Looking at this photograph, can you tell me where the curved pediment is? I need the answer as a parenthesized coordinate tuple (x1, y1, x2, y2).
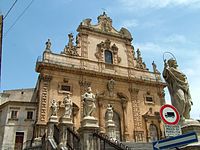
(78, 12, 132, 40)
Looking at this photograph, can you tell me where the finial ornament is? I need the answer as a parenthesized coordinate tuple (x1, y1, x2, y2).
(62, 33, 79, 56)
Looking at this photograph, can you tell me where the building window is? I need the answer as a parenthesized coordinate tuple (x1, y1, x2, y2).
(58, 83, 72, 94)
(61, 85, 71, 92)
(146, 96, 153, 102)
(11, 110, 18, 119)
(27, 111, 33, 120)
(105, 50, 113, 64)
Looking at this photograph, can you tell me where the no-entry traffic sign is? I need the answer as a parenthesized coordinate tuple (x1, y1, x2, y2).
(160, 104, 180, 125)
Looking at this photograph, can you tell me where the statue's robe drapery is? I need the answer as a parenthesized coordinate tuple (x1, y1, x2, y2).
(163, 66, 192, 119)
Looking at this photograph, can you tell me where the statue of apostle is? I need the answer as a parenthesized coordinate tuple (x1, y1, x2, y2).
(63, 93, 73, 118)
(163, 58, 193, 121)
(82, 87, 96, 117)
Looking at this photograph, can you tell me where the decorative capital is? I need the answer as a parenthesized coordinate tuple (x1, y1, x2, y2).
(79, 80, 91, 88)
(129, 87, 139, 94)
(41, 74, 52, 81)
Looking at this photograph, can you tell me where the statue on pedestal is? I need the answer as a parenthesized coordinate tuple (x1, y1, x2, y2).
(106, 104, 113, 121)
(51, 99, 58, 116)
(163, 58, 193, 121)
(82, 87, 96, 117)
(63, 93, 73, 118)
(45, 39, 51, 51)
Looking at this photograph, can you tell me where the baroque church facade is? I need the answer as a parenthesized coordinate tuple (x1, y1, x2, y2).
(0, 12, 166, 149)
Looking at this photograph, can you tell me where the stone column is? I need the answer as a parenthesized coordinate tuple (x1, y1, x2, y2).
(59, 117, 73, 149)
(98, 100, 104, 133)
(46, 117, 58, 150)
(121, 100, 129, 141)
(79, 117, 99, 150)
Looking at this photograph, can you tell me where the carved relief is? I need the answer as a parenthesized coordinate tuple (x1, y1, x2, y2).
(80, 34, 88, 58)
(95, 39, 121, 64)
(135, 48, 147, 70)
(129, 87, 143, 130)
(40, 75, 52, 122)
(62, 33, 79, 56)
(127, 45, 135, 67)
(107, 79, 115, 97)
(98, 12, 112, 32)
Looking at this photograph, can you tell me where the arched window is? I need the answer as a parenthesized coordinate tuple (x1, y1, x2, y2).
(105, 50, 113, 64)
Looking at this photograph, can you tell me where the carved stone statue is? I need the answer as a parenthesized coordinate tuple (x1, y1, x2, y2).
(106, 104, 113, 121)
(51, 99, 58, 116)
(107, 79, 115, 96)
(152, 61, 159, 73)
(163, 58, 193, 121)
(45, 39, 51, 51)
(82, 87, 96, 117)
(63, 93, 73, 118)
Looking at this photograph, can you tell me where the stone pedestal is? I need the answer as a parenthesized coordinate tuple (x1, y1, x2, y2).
(181, 119, 200, 149)
(106, 120, 116, 140)
(81, 116, 99, 128)
(59, 117, 73, 149)
(49, 115, 58, 123)
(47, 116, 58, 138)
(79, 116, 99, 150)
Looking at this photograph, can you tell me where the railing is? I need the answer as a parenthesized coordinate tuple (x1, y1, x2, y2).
(53, 124, 60, 145)
(36, 52, 162, 83)
(93, 131, 130, 150)
(66, 127, 80, 150)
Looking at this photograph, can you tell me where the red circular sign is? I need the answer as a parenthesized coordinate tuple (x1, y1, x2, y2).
(160, 104, 180, 125)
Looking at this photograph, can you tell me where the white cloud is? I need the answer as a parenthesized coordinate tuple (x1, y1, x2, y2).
(118, 0, 200, 9)
(134, 42, 164, 53)
(121, 19, 139, 28)
(163, 34, 187, 44)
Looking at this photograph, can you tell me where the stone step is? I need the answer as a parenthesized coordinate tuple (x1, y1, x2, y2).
(123, 142, 153, 150)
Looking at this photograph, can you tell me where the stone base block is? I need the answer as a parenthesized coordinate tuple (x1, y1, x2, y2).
(181, 119, 200, 137)
(81, 116, 99, 128)
(49, 116, 58, 123)
(181, 120, 200, 149)
(60, 117, 73, 125)
(106, 120, 115, 127)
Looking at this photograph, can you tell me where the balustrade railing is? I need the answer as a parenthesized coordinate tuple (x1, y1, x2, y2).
(53, 124, 60, 145)
(93, 131, 130, 150)
(66, 127, 80, 150)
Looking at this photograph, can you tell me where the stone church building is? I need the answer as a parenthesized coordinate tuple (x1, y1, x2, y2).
(0, 12, 166, 149)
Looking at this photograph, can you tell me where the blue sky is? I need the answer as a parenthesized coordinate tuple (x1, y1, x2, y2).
(0, 0, 200, 119)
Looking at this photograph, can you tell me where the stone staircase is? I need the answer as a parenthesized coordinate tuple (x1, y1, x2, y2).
(123, 142, 153, 150)
(101, 142, 153, 150)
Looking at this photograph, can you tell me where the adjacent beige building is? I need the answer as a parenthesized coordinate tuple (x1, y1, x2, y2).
(0, 89, 37, 150)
